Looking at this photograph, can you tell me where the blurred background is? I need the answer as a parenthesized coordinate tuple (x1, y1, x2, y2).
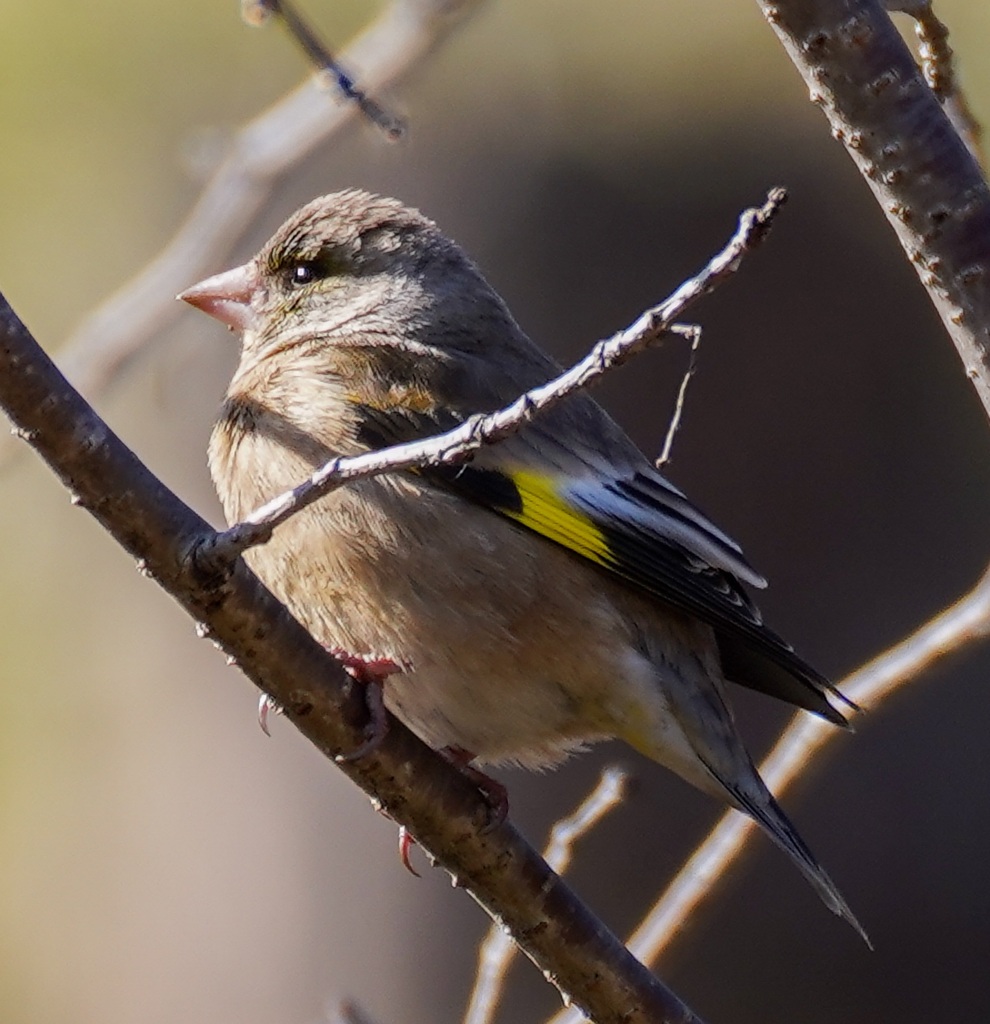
(1, 1, 989, 1021)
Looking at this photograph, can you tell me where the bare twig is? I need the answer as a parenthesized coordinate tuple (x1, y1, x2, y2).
(885, 0, 985, 165)
(465, 768, 628, 1024)
(655, 328, 702, 469)
(545, 565, 990, 1024)
(201, 188, 788, 567)
(32, 0, 482, 420)
(628, 564, 990, 965)
(0, 287, 707, 1024)
(259, 0, 407, 139)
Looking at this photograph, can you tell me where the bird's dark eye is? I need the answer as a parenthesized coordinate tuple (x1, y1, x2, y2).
(289, 262, 321, 286)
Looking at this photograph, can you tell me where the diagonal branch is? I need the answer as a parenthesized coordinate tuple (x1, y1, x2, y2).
(757, 0, 990, 423)
(200, 187, 788, 567)
(253, 0, 407, 139)
(0, 191, 788, 1024)
(49, 0, 484, 403)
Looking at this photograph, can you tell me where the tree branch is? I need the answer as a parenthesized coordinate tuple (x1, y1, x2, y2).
(200, 188, 787, 566)
(45, 0, 484, 405)
(0, 302, 704, 1024)
(255, 0, 407, 139)
(757, 0, 990, 422)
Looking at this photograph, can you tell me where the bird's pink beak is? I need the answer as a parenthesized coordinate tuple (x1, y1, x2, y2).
(179, 263, 260, 332)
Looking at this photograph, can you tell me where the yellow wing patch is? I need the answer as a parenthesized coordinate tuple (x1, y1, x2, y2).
(504, 470, 613, 568)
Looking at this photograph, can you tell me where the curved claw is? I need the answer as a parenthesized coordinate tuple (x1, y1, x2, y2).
(398, 826, 421, 877)
(258, 693, 283, 736)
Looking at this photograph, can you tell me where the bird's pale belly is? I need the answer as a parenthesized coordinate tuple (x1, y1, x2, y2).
(241, 476, 658, 768)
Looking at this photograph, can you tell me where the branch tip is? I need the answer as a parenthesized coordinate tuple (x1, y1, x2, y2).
(267, 0, 406, 140)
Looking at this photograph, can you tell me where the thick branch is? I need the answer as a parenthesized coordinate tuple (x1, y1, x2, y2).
(757, 0, 990, 418)
(0, 296, 702, 1024)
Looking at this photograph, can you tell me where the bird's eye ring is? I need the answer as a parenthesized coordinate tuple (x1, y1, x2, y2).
(290, 262, 320, 286)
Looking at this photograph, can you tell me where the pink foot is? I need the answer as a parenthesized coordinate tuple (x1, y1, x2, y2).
(441, 746, 509, 831)
(330, 648, 404, 763)
(329, 648, 403, 685)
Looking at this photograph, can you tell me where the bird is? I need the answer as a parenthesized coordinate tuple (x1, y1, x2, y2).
(180, 189, 866, 942)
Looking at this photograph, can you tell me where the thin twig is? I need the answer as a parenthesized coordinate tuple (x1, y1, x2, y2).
(885, 0, 985, 166)
(0, 0, 481, 468)
(263, 0, 407, 139)
(201, 188, 788, 568)
(656, 328, 702, 469)
(545, 565, 990, 1024)
(465, 768, 628, 1024)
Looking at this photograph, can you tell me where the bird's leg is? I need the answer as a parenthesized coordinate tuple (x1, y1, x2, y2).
(329, 647, 402, 762)
(440, 745, 509, 831)
(393, 748, 508, 876)
(257, 648, 402, 755)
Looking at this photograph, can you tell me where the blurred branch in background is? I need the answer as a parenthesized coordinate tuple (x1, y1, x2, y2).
(330, 999, 386, 1024)
(28, 0, 483, 426)
(464, 768, 628, 1024)
(543, 4, 990, 1019)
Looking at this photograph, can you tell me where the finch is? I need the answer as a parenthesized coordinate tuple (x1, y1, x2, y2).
(181, 189, 865, 941)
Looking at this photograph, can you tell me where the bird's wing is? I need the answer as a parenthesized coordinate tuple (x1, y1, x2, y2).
(352, 389, 851, 725)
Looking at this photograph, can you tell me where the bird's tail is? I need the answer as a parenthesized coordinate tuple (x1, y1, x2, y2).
(722, 776, 871, 947)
